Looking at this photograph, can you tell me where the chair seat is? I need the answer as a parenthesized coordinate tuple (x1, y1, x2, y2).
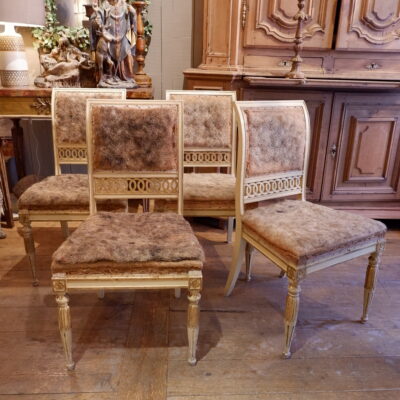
(184, 173, 235, 201)
(52, 212, 205, 274)
(18, 174, 126, 212)
(242, 200, 386, 266)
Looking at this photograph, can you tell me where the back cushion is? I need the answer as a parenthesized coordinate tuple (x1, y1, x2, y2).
(169, 94, 232, 149)
(90, 104, 179, 173)
(243, 106, 307, 178)
(54, 91, 124, 146)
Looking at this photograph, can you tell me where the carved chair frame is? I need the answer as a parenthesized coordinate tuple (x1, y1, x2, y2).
(52, 100, 204, 368)
(165, 90, 237, 241)
(19, 88, 126, 286)
(224, 100, 386, 358)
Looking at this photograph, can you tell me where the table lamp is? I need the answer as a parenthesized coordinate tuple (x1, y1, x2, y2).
(0, 0, 45, 87)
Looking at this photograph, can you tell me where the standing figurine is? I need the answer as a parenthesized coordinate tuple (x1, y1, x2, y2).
(90, 0, 138, 88)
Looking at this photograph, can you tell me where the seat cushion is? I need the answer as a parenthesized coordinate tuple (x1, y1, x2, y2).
(184, 173, 235, 201)
(52, 212, 205, 274)
(18, 174, 126, 212)
(242, 200, 386, 266)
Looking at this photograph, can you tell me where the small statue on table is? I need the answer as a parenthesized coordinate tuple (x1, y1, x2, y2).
(34, 37, 94, 88)
(89, 0, 138, 88)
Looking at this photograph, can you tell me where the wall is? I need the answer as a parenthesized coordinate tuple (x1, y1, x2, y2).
(1, 0, 197, 179)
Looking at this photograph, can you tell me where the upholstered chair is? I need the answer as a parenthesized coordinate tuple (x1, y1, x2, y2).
(51, 100, 204, 370)
(225, 100, 386, 358)
(165, 90, 237, 242)
(18, 88, 126, 285)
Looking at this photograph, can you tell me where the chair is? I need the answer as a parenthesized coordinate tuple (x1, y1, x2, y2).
(165, 90, 237, 242)
(51, 99, 204, 370)
(224, 100, 386, 358)
(18, 88, 126, 285)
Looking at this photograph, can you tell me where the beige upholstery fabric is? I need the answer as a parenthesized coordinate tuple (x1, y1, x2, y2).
(243, 106, 306, 177)
(91, 105, 178, 173)
(18, 174, 126, 212)
(52, 212, 205, 273)
(169, 94, 232, 149)
(184, 173, 235, 201)
(242, 200, 386, 265)
(54, 91, 124, 146)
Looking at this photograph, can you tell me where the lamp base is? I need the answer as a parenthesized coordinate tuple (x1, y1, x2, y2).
(0, 24, 29, 87)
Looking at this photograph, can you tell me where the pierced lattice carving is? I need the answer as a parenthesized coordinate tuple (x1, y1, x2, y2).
(57, 147, 87, 163)
(94, 177, 179, 196)
(244, 174, 302, 201)
(184, 151, 231, 166)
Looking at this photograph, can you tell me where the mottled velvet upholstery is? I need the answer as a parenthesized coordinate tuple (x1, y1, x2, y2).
(169, 94, 232, 149)
(242, 200, 386, 265)
(91, 105, 178, 173)
(184, 173, 235, 201)
(243, 106, 306, 177)
(18, 174, 126, 212)
(52, 212, 204, 273)
(54, 91, 124, 146)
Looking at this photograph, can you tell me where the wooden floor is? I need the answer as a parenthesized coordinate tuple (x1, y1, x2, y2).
(0, 219, 400, 399)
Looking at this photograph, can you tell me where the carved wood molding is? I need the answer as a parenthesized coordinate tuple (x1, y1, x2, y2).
(184, 150, 231, 166)
(93, 176, 179, 196)
(30, 97, 51, 115)
(57, 146, 87, 163)
(244, 172, 303, 202)
(255, 0, 327, 43)
(349, 0, 400, 44)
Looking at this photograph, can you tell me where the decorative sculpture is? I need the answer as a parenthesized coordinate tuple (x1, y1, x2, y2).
(34, 37, 94, 88)
(286, 0, 309, 80)
(89, 0, 139, 88)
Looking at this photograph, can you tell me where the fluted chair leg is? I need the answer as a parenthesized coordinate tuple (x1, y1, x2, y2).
(187, 274, 202, 366)
(227, 217, 234, 243)
(56, 293, 75, 371)
(361, 241, 385, 323)
(283, 280, 301, 359)
(224, 237, 246, 296)
(60, 221, 70, 239)
(20, 212, 38, 286)
(244, 242, 255, 282)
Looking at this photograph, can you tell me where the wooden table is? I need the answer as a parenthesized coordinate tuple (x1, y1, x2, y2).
(0, 86, 153, 228)
(0, 87, 153, 179)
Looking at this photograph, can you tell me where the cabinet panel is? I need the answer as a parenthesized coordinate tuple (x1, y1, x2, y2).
(243, 0, 337, 49)
(322, 93, 400, 202)
(242, 89, 332, 200)
(336, 0, 400, 51)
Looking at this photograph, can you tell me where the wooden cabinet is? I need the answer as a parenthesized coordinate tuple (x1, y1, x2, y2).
(336, 0, 400, 52)
(322, 93, 400, 202)
(243, 0, 338, 49)
(185, 0, 400, 217)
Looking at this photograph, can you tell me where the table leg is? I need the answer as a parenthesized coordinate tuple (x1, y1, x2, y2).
(11, 118, 25, 179)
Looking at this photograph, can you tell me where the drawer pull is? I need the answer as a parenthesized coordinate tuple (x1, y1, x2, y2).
(278, 60, 292, 67)
(330, 144, 337, 158)
(365, 63, 381, 70)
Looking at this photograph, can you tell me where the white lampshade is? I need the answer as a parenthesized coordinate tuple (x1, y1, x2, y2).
(0, 0, 45, 87)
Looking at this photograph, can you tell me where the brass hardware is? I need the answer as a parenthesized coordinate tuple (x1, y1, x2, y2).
(242, 0, 248, 29)
(330, 144, 337, 158)
(279, 60, 292, 67)
(366, 62, 381, 70)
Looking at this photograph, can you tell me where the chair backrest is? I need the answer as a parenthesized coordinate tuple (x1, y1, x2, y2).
(234, 100, 310, 215)
(86, 100, 183, 215)
(165, 90, 237, 171)
(51, 88, 126, 174)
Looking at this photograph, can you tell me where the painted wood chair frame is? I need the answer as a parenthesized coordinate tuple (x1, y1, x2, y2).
(165, 90, 237, 242)
(52, 99, 203, 369)
(224, 100, 386, 358)
(19, 88, 126, 285)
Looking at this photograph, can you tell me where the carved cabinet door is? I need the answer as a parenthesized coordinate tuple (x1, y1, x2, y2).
(336, 0, 400, 51)
(321, 93, 400, 202)
(242, 0, 338, 49)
